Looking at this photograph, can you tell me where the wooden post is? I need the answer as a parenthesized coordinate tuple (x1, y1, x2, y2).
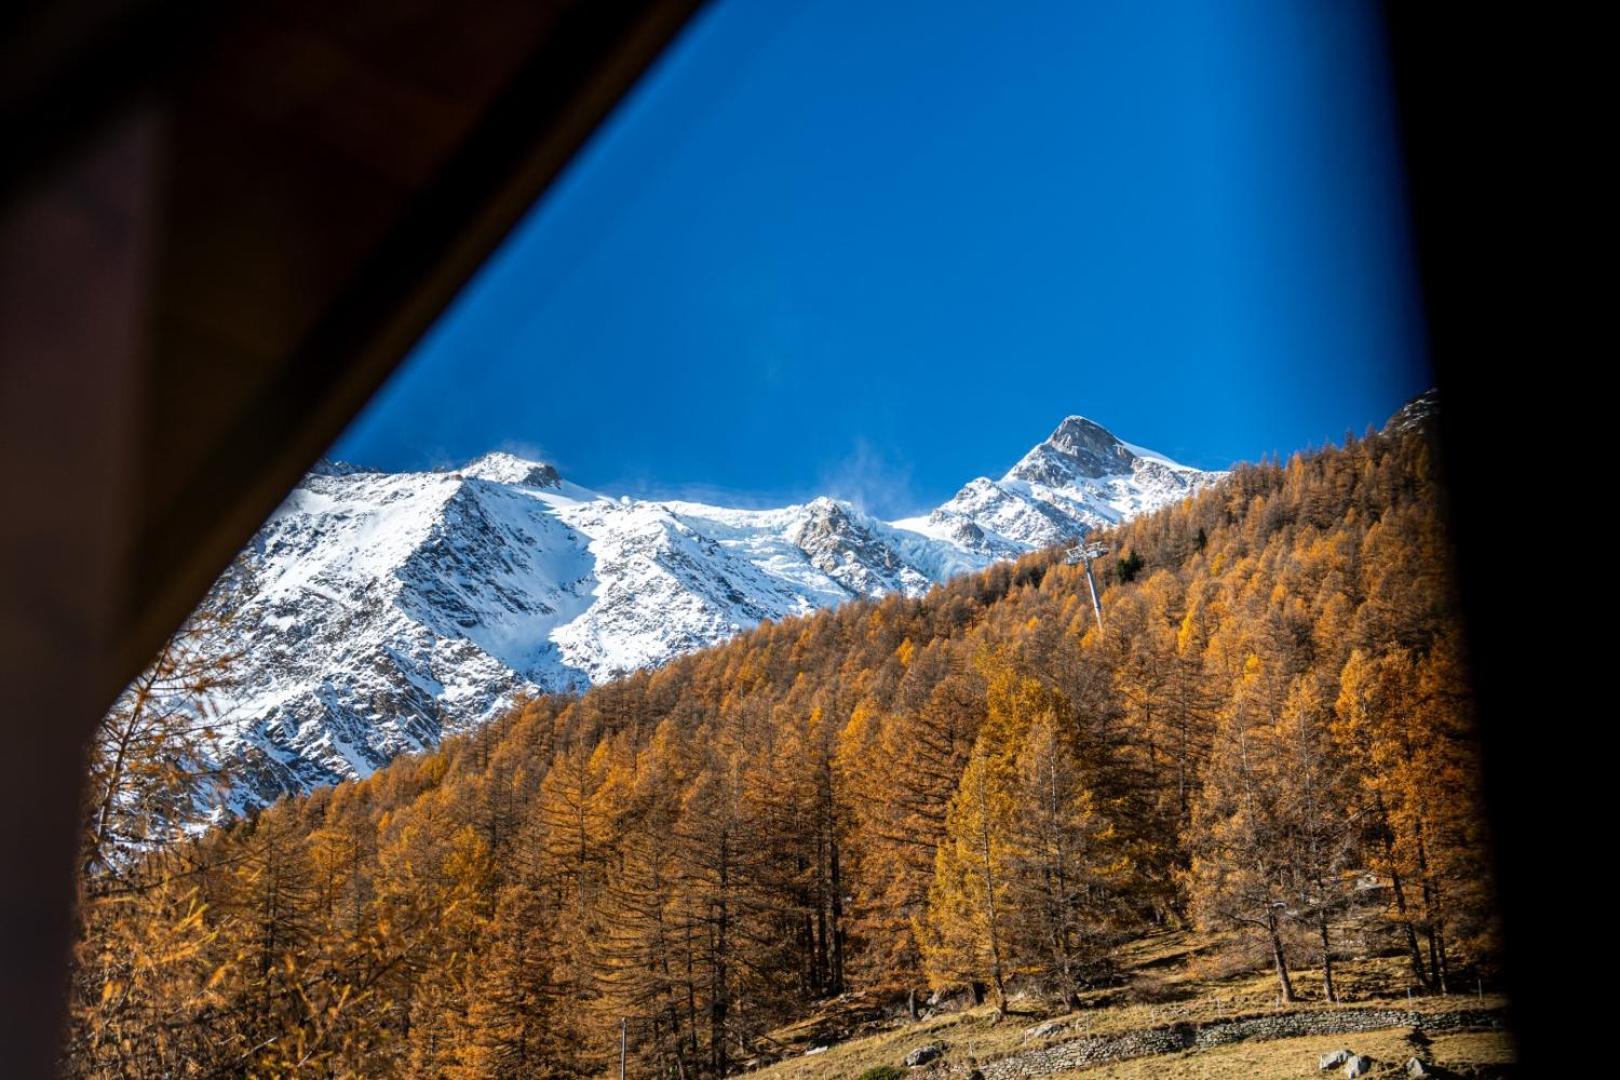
(620, 1017, 627, 1079)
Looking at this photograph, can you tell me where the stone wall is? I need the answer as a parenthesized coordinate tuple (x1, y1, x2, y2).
(967, 1007, 1504, 1078)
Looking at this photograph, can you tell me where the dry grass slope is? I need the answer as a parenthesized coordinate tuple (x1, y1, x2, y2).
(1057, 1030, 1513, 1078)
(747, 931, 1513, 1079)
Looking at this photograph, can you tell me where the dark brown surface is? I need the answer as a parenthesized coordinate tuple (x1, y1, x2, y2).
(0, 112, 158, 1079)
(0, 1, 703, 1072)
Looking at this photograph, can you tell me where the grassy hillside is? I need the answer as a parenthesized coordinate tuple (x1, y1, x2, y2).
(750, 928, 1512, 1079)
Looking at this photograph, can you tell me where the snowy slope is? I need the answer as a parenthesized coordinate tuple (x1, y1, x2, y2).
(199, 425, 1221, 808)
(892, 416, 1214, 552)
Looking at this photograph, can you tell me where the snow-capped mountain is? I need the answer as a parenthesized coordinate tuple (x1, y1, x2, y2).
(894, 416, 1213, 554)
(202, 418, 1221, 807)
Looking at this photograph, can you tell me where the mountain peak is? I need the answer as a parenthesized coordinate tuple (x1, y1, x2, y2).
(1052, 413, 1109, 434)
(1004, 414, 1135, 485)
(1047, 414, 1129, 456)
(456, 451, 562, 488)
(1385, 389, 1439, 436)
(309, 458, 378, 478)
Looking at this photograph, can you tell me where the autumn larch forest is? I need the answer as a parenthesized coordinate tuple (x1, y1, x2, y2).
(62, 414, 1495, 1077)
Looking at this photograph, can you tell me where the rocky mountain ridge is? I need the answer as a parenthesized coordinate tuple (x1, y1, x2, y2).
(198, 417, 1222, 807)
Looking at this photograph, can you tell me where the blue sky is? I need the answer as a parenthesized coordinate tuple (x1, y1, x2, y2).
(334, 0, 1429, 518)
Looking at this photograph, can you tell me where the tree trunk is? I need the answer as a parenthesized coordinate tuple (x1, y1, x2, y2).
(829, 833, 846, 994)
(710, 831, 732, 1077)
(1319, 917, 1336, 1003)
(1266, 910, 1295, 1004)
(973, 769, 1009, 1019)
(1381, 827, 1431, 989)
(1427, 918, 1450, 994)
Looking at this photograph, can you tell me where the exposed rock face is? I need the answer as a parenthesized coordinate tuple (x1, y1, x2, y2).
(1320, 1048, 1355, 1070)
(788, 498, 932, 598)
(1385, 389, 1440, 436)
(904, 1041, 946, 1067)
(1010, 416, 1137, 482)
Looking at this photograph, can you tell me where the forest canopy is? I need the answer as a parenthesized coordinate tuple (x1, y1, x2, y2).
(62, 418, 1493, 1078)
